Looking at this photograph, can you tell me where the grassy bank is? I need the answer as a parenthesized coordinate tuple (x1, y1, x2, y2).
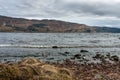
(0, 57, 120, 80)
(0, 58, 72, 80)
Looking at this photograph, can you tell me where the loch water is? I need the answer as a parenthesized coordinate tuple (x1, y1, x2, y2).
(0, 33, 120, 63)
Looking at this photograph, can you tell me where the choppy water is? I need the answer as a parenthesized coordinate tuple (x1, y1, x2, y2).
(0, 33, 120, 63)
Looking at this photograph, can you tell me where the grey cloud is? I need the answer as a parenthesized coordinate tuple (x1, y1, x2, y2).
(55, 1, 120, 18)
(0, 0, 120, 27)
(1, 0, 120, 18)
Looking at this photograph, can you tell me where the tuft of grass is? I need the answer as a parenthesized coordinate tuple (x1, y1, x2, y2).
(0, 64, 21, 80)
(0, 58, 74, 80)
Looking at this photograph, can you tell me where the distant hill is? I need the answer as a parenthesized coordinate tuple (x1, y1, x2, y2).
(0, 15, 120, 33)
(95, 27, 120, 33)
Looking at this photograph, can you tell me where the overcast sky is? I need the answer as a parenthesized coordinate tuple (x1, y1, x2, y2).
(0, 0, 120, 27)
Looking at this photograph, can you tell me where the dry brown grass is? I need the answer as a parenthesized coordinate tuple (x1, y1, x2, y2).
(0, 57, 73, 80)
(0, 57, 120, 80)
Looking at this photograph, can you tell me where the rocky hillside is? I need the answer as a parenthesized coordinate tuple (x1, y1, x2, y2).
(0, 15, 120, 32)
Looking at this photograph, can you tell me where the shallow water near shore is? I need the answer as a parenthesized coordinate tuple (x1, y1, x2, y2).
(0, 33, 120, 63)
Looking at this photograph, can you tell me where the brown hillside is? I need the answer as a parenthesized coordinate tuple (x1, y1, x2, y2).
(0, 15, 95, 32)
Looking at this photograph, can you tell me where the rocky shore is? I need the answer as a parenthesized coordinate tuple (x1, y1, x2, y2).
(0, 57, 120, 80)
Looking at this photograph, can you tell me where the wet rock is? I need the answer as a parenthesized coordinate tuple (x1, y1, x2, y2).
(4, 59, 7, 61)
(80, 50, 88, 52)
(64, 52, 70, 54)
(52, 46, 58, 48)
(47, 58, 54, 60)
(58, 52, 70, 56)
(110, 55, 119, 61)
(106, 53, 111, 58)
(93, 54, 105, 60)
(74, 54, 81, 59)
(41, 53, 45, 57)
(70, 57, 75, 60)
(58, 52, 67, 56)
(93, 54, 101, 59)
(82, 56, 86, 60)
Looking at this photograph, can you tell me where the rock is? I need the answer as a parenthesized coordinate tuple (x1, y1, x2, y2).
(80, 50, 88, 52)
(93, 54, 104, 59)
(52, 46, 58, 48)
(74, 54, 81, 59)
(82, 56, 86, 60)
(47, 57, 54, 60)
(59, 52, 70, 56)
(64, 52, 70, 54)
(4, 59, 7, 61)
(58, 52, 67, 56)
(106, 53, 111, 58)
(70, 57, 75, 60)
(110, 55, 119, 61)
